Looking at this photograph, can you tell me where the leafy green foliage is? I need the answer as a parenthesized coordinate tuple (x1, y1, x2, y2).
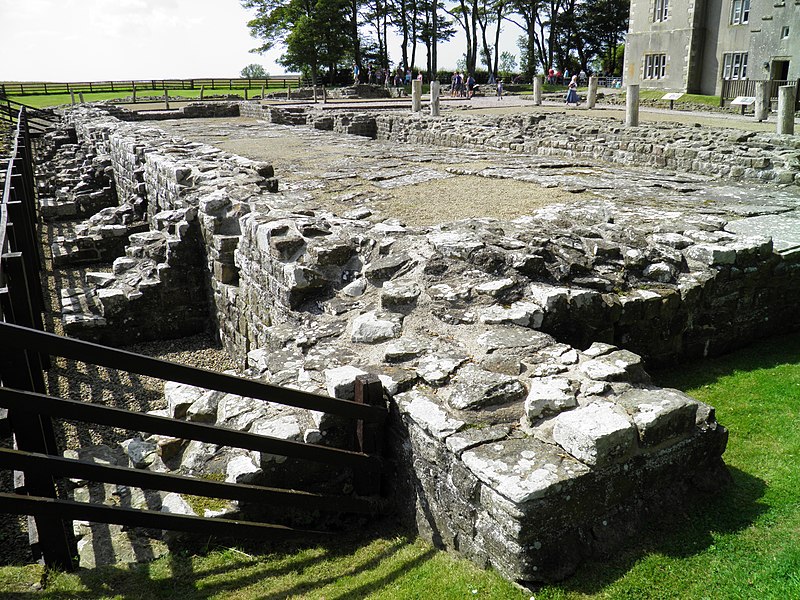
(499, 51, 517, 76)
(240, 64, 269, 78)
(242, 0, 353, 84)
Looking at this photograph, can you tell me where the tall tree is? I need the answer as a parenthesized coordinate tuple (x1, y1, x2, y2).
(576, 0, 628, 74)
(362, 0, 391, 67)
(388, 0, 412, 69)
(476, 0, 507, 78)
(417, 0, 455, 78)
(446, 0, 479, 74)
(242, 0, 352, 85)
(504, 0, 543, 77)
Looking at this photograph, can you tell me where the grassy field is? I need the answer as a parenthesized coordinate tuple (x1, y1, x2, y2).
(1, 332, 799, 599)
(638, 90, 721, 107)
(7, 85, 297, 109)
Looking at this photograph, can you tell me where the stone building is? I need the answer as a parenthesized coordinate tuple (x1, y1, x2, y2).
(624, 0, 800, 95)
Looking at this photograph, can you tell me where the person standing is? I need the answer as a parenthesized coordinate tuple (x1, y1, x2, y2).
(466, 73, 475, 99)
(565, 75, 580, 105)
(352, 62, 360, 85)
(496, 78, 503, 99)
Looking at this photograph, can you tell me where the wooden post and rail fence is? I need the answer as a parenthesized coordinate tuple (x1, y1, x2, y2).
(0, 108, 389, 571)
(0, 77, 306, 99)
(720, 78, 800, 109)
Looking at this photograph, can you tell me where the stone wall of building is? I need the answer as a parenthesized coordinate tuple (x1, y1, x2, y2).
(236, 105, 800, 185)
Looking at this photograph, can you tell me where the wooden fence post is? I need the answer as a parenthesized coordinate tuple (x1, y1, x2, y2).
(353, 374, 385, 496)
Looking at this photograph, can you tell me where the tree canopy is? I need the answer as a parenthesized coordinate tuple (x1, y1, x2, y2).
(241, 0, 629, 82)
(241, 63, 270, 78)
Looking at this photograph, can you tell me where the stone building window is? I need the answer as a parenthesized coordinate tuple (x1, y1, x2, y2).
(781, 26, 790, 39)
(653, 0, 669, 21)
(731, 0, 750, 24)
(722, 52, 749, 79)
(644, 53, 667, 79)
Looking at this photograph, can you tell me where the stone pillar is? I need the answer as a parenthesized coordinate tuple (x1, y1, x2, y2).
(587, 76, 598, 109)
(164, 89, 169, 110)
(412, 79, 422, 112)
(430, 81, 440, 116)
(131, 83, 136, 103)
(777, 85, 796, 135)
(200, 86, 205, 100)
(626, 84, 640, 127)
(754, 81, 769, 122)
(261, 83, 266, 99)
(533, 75, 542, 106)
(78, 92, 85, 103)
(69, 90, 75, 106)
(287, 85, 291, 100)
(244, 88, 248, 100)
(313, 86, 317, 103)
(322, 86, 327, 104)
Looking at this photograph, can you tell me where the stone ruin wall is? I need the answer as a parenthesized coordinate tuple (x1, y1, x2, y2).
(48, 105, 800, 582)
(61, 109, 276, 346)
(238, 102, 800, 186)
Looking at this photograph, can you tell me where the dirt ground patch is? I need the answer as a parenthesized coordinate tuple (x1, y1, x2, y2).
(357, 175, 582, 226)
(158, 119, 591, 225)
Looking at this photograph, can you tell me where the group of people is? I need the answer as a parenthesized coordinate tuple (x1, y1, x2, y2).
(449, 72, 477, 98)
(352, 63, 414, 87)
(547, 68, 589, 86)
(349, 61, 595, 106)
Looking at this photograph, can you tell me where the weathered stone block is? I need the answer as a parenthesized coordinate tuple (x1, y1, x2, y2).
(446, 365, 526, 410)
(551, 402, 638, 466)
(524, 376, 577, 420)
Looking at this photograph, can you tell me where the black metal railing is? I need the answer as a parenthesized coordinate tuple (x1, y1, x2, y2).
(0, 108, 388, 571)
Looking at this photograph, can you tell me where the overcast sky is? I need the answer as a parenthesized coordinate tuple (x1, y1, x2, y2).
(0, 0, 520, 81)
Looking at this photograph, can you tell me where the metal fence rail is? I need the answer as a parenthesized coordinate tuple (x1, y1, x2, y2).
(0, 108, 388, 572)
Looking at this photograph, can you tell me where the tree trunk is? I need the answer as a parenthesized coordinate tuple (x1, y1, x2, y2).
(351, 0, 361, 68)
(431, 0, 437, 79)
(398, 0, 410, 70)
(492, 6, 502, 76)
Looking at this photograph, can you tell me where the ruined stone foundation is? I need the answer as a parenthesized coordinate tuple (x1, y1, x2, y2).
(42, 105, 793, 582)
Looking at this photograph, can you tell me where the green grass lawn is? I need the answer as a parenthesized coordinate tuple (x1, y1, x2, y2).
(8, 86, 295, 109)
(637, 90, 721, 107)
(1, 332, 799, 598)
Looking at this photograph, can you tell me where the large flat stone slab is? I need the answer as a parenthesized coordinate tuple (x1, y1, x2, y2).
(725, 214, 800, 254)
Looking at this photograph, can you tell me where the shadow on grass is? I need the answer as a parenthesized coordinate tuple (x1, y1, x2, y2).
(551, 464, 767, 596)
(649, 331, 800, 392)
(547, 334, 800, 596)
(0, 522, 429, 600)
